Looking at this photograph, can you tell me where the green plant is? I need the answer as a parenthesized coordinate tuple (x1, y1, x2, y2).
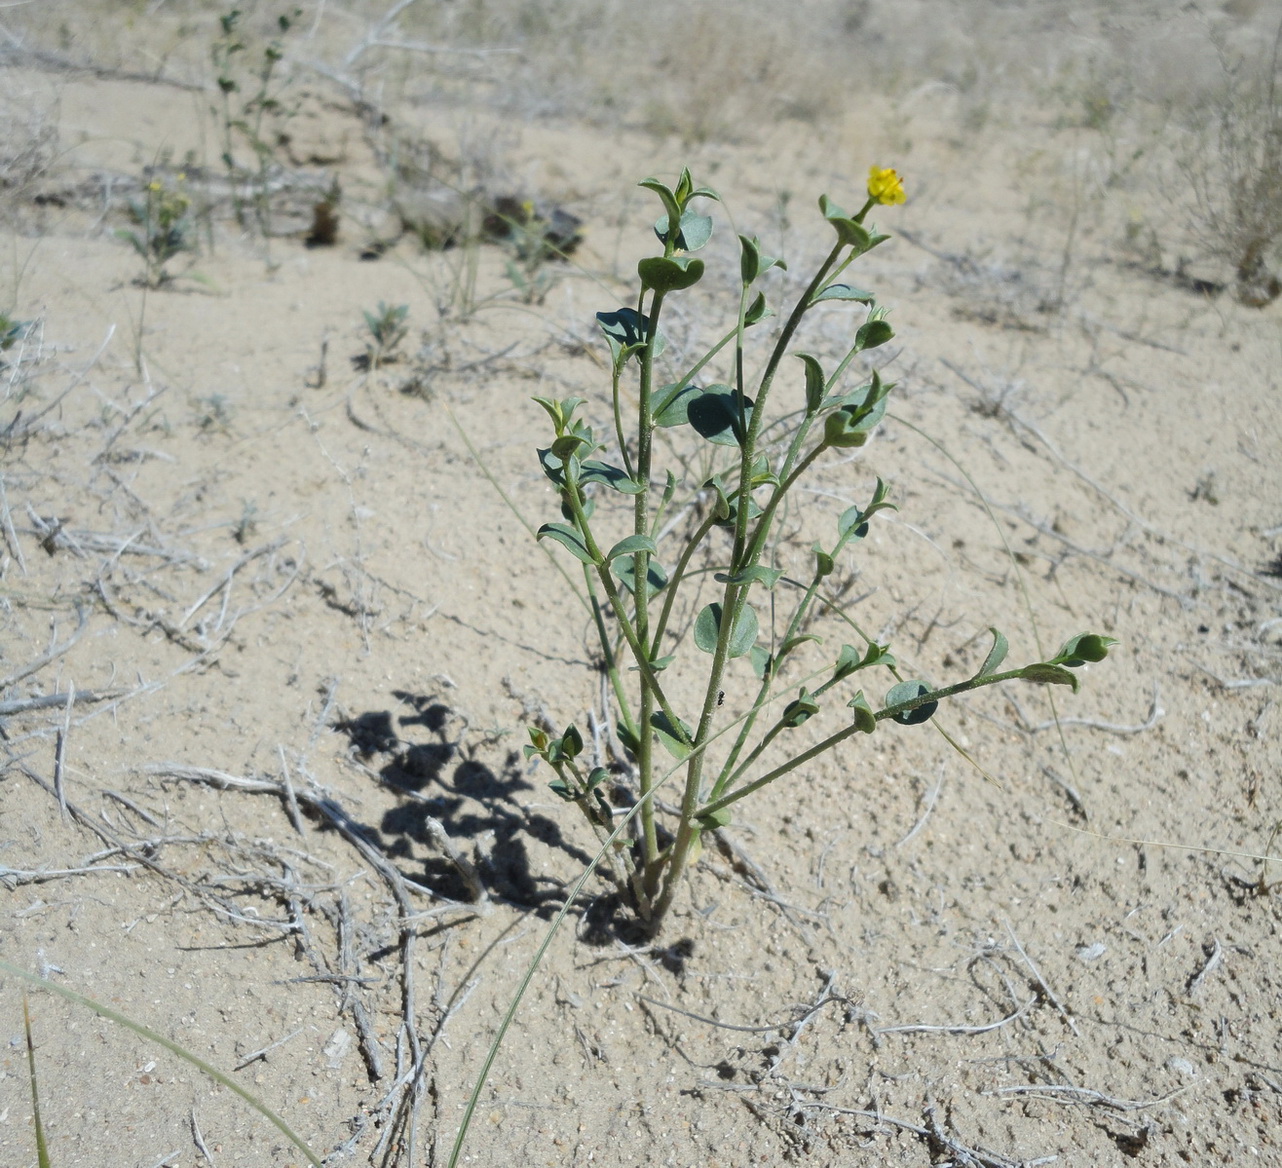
(0, 310, 31, 366)
(528, 166, 1115, 935)
(500, 199, 573, 304)
(117, 174, 193, 288)
(362, 301, 409, 369)
(211, 6, 303, 235)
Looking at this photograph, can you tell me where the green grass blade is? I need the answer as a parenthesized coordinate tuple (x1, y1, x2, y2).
(23, 992, 51, 1168)
(0, 959, 323, 1167)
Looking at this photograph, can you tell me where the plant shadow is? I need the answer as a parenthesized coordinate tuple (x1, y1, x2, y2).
(335, 691, 597, 917)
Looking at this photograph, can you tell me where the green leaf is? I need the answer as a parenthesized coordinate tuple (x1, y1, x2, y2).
(744, 291, 772, 326)
(885, 679, 938, 726)
(782, 689, 820, 727)
(818, 195, 871, 251)
(533, 394, 585, 432)
(688, 385, 754, 446)
(694, 602, 758, 658)
(822, 374, 890, 448)
(605, 534, 657, 562)
(738, 234, 785, 284)
(616, 721, 640, 759)
(855, 319, 895, 350)
(749, 645, 772, 680)
(797, 352, 826, 413)
(653, 382, 699, 427)
(1018, 663, 1080, 692)
(537, 522, 595, 564)
(776, 633, 820, 662)
(586, 766, 608, 791)
(650, 710, 694, 759)
(638, 255, 705, 293)
(579, 460, 643, 494)
(614, 553, 668, 599)
(832, 641, 895, 681)
(848, 691, 877, 733)
(696, 806, 733, 831)
(639, 177, 680, 231)
(837, 506, 869, 542)
(714, 565, 785, 589)
(596, 308, 665, 364)
(975, 628, 1009, 679)
(656, 210, 713, 251)
(813, 544, 835, 577)
(1051, 633, 1118, 667)
(561, 724, 584, 759)
(548, 778, 577, 801)
(862, 476, 897, 519)
(551, 433, 588, 460)
(811, 283, 876, 305)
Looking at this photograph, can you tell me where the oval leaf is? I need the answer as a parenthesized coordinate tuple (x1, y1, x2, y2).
(811, 283, 876, 305)
(537, 522, 595, 564)
(653, 382, 699, 427)
(856, 318, 895, 350)
(694, 602, 758, 658)
(638, 255, 705, 294)
(579, 460, 643, 494)
(688, 385, 753, 446)
(606, 534, 657, 562)
(1018, 663, 1080, 692)
(1052, 633, 1117, 666)
(614, 553, 668, 599)
(656, 210, 713, 251)
(885, 679, 938, 726)
(650, 710, 693, 759)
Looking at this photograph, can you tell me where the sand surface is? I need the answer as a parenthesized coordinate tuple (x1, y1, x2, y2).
(2, 3, 1281, 1166)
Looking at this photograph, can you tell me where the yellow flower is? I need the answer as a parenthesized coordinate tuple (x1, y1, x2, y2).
(148, 180, 163, 192)
(867, 166, 906, 206)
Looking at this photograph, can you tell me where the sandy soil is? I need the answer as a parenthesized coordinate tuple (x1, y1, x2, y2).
(2, 3, 1281, 1166)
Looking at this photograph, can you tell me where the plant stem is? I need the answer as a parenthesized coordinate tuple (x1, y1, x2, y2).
(649, 243, 845, 928)
(697, 666, 1039, 820)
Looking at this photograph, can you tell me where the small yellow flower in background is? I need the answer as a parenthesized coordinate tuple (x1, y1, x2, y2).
(867, 166, 906, 206)
(148, 180, 163, 192)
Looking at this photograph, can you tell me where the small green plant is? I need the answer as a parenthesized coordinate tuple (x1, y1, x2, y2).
(0, 311, 31, 366)
(211, 6, 303, 235)
(196, 392, 234, 433)
(117, 175, 193, 288)
(362, 301, 409, 368)
(528, 166, 1115, 935)
(501, 199, 575, 304)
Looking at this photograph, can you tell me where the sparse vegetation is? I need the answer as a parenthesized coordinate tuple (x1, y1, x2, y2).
(1, 4, 1279, 1168)
(117, 174, 193, 288)
(361, 300, 409, 368)
(1185, 20, 1282, 305)
(211, 6, 304, 235)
